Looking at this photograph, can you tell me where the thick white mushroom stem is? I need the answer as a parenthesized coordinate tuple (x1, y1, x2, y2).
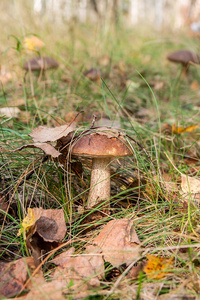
(87, 157, 111, 208)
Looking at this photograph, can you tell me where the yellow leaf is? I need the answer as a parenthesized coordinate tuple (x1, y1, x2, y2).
(24, 36, 45, 52)
(143, 254, 174, 279)
(172, 124, 199, 134)
(17, 208, 37, 236)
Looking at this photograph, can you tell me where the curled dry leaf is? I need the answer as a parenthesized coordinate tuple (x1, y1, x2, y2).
(30, 208, 67, 243)
(0, 257, 37, 298)
(15, 143, 61, 158)
(89, 219, 140, 267)
(18, 208, 67, 266)
(29, 123, 76, 143)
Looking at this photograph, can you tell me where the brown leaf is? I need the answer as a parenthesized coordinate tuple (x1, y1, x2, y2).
(51, 254, 101, 291)
(51, 247, 75, 265)
(23, 280, 65, 300)
(0, 257, 36, 298)
(29, 123, 76, 143)
(15, 143, 61, 158)
(181, 174, 200, 193)
(90, 219, 140, 267)
(84, 245, 105, 279)
(181, 174, 200, 203)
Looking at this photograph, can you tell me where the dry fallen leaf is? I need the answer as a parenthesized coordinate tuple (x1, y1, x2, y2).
(23, 280, 65, 300)
(90, 219, 140, 267)
(0, 257, 37, 298)
(172, 124, 199, 134)
(143, 254, 174, 279)
(84, 245, 105, 279)
(15, 143, 61, 158)
(51, 247, 75, 265)
(181, 174, 200, 193)
(181, 174, 200, 203)
(52, 254, 101, 292)
(0, 107, 21, 118)
(29, 123, 76, 143)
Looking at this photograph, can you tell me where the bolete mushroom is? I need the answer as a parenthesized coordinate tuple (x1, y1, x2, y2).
(83, 68, 101, 84)
(23, 56, 59, 72)
(167, 50, 200, 75)
(70, 128, 132, 208)
(23, 56, 59, 82)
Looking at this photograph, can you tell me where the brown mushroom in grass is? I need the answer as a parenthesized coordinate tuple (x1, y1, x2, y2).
(83, 68, 101, 84)
(70, 128, 132, 209)
(23, 56, 59, 71)
(23, 56, 58, 81)
(167, 50, 200, 76)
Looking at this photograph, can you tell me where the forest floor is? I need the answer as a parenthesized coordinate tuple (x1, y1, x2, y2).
(1, 13, 200, 300)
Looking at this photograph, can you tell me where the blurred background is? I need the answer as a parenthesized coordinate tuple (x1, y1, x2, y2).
(1, 0, 200, 31)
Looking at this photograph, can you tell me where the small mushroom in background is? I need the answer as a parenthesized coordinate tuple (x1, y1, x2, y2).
(23, 56, 59, 72)
(167, 50, 200, 76)
(70, 127, 132, 209)
(23, 56, 59, 81)
(83, 68, 101, 84)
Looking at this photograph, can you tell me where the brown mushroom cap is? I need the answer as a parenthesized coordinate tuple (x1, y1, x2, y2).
(83, 68, 101, 81)
(23, 56, 59, 71)
(167, 50, 200, 65)
(71, 128, 132, 158)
